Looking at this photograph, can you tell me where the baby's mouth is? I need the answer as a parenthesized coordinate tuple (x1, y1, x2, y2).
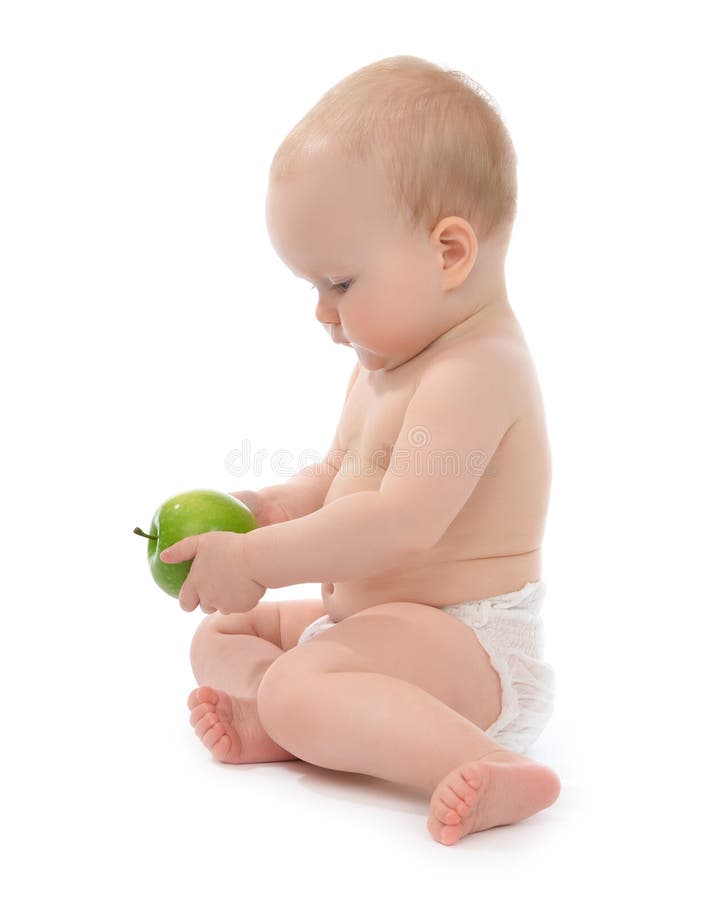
(329, 326, 349, 345)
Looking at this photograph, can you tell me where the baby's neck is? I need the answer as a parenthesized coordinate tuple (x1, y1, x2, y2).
(432, 292, 516, 352)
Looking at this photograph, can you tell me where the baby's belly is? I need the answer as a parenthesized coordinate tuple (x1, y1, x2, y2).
(321, 548, 542, 622)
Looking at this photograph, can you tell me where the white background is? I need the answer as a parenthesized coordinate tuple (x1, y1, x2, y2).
(2, 0, 722, 896)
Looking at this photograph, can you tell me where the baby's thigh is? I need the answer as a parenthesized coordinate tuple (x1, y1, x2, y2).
(287, 601, 503, 732)
(202, 598, 325, 651)
(275, 598, 327, 651)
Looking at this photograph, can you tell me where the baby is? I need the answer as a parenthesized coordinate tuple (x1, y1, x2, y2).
(160, 55, 561, 846)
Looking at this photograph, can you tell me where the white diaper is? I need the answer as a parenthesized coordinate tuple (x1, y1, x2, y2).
(439, 581, 555, 755)
(297, 580, 555, 756)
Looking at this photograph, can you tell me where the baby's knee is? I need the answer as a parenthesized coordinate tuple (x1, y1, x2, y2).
(189, 611, 257, 679)
(191, 610, 255, 645)
(189, 612, 227, 658)
(190, 613, 217, 657)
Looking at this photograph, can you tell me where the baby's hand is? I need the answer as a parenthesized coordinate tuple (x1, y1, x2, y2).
(159, 532, 266, 615)
(230, 489, 290, 528)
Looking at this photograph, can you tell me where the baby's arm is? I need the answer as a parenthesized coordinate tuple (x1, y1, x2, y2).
(231, 361, 360, 526)
(242, 346, 522, 588)
(231, 455, 338, 527)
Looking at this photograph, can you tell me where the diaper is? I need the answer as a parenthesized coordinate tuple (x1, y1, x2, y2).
(439, 581, 555, 755)
(297, 580, 555, 756)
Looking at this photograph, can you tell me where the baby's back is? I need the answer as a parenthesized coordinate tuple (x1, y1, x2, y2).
(322, 310, 551, 621)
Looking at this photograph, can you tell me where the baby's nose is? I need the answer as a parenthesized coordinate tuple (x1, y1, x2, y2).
(315, 302, 339, 328)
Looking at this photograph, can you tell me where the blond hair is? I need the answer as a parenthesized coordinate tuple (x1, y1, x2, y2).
(270, 55, 517, 243)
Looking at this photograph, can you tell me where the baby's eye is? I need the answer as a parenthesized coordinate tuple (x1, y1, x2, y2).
(307, 280, 352, 294)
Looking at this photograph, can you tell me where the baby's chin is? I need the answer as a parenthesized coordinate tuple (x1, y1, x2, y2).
(351, 344, 410, 373)
(353, 348, 382, 370)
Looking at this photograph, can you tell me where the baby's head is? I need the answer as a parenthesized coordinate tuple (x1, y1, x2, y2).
(265, 55, 518, 372)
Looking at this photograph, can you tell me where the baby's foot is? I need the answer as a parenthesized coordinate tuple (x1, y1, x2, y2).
(187, 686, 297, 765)
(428, 749, 561, 845)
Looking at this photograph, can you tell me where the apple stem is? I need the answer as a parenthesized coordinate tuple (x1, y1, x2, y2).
(133, 527, 157, 540)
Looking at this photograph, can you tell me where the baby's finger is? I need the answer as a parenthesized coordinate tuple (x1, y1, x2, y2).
(160, 535, 199, 564)
(178, 580, 200, 613)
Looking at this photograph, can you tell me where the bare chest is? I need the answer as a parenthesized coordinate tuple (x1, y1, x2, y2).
(325, 366, 417, 502)
(319, 329, 551, 620)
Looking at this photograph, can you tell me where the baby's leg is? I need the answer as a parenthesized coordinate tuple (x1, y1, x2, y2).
(188, 598, 325, 764)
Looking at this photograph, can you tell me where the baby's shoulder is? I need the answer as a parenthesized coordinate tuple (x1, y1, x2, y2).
(412, 331, 535, 423)
(426, 328, 530, 381)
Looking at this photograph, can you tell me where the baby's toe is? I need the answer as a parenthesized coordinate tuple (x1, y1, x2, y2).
(447, 770, 478, 810)
(458, 761, 483, 791)
(187, 687, 206, 710)
(201, 720, 228, 750)
(188, 686, 218, 710)
(427, 814, 465, 846)
(189, 702, 215, 727)
(432, 795, 462, 825)
(193, 709, 220, 740)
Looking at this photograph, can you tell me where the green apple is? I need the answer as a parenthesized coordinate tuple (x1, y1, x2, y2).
(133, 489, 258, 598)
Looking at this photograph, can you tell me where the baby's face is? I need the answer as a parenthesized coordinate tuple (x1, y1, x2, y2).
(266, 150, 451, 372)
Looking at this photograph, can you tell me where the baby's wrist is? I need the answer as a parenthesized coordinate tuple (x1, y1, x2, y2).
(258, 485, 294, 524)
